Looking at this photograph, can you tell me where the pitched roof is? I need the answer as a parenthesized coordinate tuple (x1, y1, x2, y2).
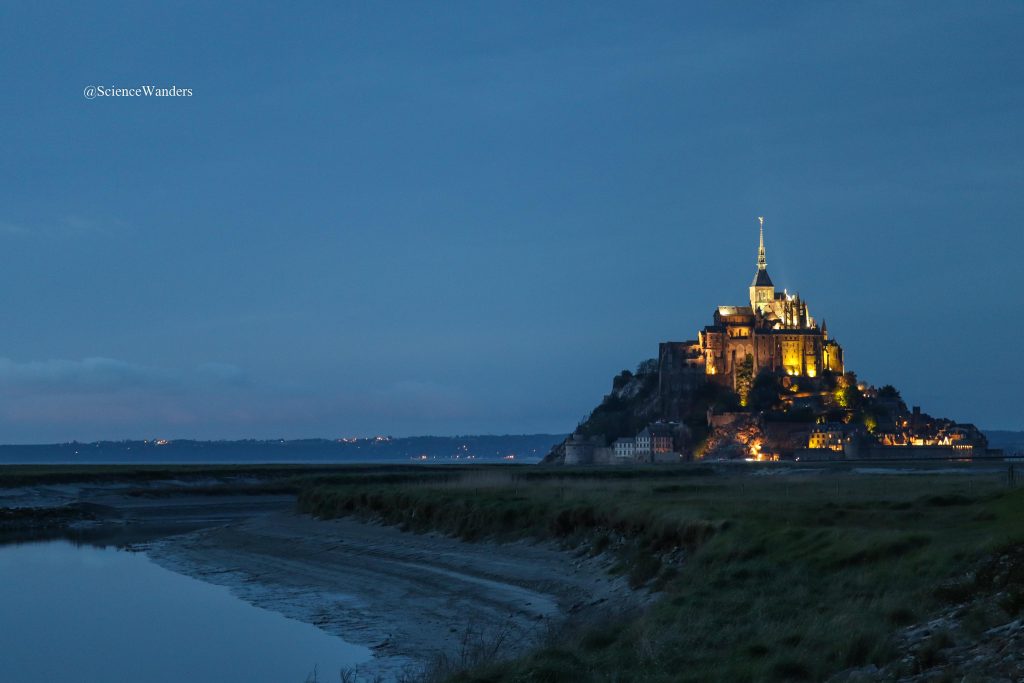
(751, 268, 774, 287)
(717, 305, 754, 316)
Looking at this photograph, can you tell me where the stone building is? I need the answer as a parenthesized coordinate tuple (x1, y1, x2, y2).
(613, 437, 636, 460)
(649, 423, 674, 454)
(635, 428, 652, 459)
(657, 340, 706, 420)
(564, 433, 605, 465)
(701, 218, 844, 384)
(658, 218, 844, 404)
(808, 422, 848, 451)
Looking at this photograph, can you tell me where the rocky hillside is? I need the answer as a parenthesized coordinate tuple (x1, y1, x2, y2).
(542, 363, 659, 465)
(544, 352, 991, 464)
(542, 359, 735, 464)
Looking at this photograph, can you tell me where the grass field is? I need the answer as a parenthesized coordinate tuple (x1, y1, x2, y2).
(4, 461, 1022, 680)
(298, 463, 1024, 681)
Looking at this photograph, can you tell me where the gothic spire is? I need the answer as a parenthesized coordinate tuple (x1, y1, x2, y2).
(757, 216, 767, 271)
(750, 215, 774, 290)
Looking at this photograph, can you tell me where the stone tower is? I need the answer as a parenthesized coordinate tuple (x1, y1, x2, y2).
(749, 216, 775, 312)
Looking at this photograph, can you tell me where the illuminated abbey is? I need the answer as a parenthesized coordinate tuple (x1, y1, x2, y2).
(556, 217, 996, 465)
(701, 217, 844, 382)
(658, 219, 844, 406)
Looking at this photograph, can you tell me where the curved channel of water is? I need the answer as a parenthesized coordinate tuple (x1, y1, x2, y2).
(0, 540, 371, 683)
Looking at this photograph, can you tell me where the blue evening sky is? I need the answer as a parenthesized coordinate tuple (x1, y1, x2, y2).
(0, 2, 1021, 441)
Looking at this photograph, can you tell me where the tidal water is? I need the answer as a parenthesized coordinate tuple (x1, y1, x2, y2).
(0, 540, 371, 683)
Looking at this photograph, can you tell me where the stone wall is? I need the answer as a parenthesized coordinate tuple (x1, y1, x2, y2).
(657, 341, 707, 421)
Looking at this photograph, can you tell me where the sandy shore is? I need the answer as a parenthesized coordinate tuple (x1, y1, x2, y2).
(144, 508, 640, 678)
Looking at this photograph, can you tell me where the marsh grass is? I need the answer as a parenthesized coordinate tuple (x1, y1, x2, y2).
(298, 464, 1024, 681)
(19, 462, 1018, 681)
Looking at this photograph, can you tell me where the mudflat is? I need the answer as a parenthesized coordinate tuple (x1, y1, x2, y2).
(146, 510, 638, 677)
(1, 478, 640, 677)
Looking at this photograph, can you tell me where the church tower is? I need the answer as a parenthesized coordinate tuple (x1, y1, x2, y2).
(749, 216, 775, 312)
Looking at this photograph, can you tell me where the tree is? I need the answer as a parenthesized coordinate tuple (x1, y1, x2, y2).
(835, 372, 863, 410)
(748, 370, 781, 412)
(612, 369, 634, 391)
(735, 354, 754, 407)
(843, 372, 864, 411)
(878, 384, 901, 399)
(713, 389, 742, 413)
(636, 358, 658, 376)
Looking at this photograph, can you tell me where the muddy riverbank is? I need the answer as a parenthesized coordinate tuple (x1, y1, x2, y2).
(0, 480, 641, 679)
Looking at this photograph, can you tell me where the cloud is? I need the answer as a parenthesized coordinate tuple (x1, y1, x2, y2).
(0, 215, 125, 239)
(194, 362, 249, 386)
(59, 214, 126, 236)
(0, 357, 246, 393)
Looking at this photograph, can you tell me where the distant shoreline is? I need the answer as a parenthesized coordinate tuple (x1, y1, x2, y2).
(0, 434, 564, 466)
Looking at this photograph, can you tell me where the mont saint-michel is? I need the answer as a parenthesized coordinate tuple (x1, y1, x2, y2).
(547, 218, 994, 465)
(5, 4, 1024, 683)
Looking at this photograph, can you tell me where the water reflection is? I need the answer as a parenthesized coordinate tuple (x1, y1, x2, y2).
(0, 541, 371, 683)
